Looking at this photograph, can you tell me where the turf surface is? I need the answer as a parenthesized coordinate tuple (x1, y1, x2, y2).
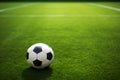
(0, 2, 120, 80)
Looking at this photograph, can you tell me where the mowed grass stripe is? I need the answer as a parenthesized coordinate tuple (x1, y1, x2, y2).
(0, 3, 119, 15)
(0, 3, 27, 9)
(90, 3, 120, 11)
(99, 2, 120, 8)
(0, 14, 120, 17)
(0, 3, 34, 12)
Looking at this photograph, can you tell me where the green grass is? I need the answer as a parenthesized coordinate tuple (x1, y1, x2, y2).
(100, 2, 120, 8)
(0, 2, 120, 80)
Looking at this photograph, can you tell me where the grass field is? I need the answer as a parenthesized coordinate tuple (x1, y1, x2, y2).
(0, 2, 120, 80)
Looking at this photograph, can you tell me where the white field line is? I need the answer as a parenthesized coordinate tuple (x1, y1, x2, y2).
(0, 14, 120, 17)
(90, 3, 120, 11)
(0, 3, 34, 12)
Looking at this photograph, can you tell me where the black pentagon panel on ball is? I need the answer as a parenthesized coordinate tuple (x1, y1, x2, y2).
(26, 52, 29, 59)
(33, 59, 42, 66)
(47, 52, 53, 60)
(33, 46, 42, 54)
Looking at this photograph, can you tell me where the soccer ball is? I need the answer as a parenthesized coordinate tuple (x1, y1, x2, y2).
(26, 43, 54, 69)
